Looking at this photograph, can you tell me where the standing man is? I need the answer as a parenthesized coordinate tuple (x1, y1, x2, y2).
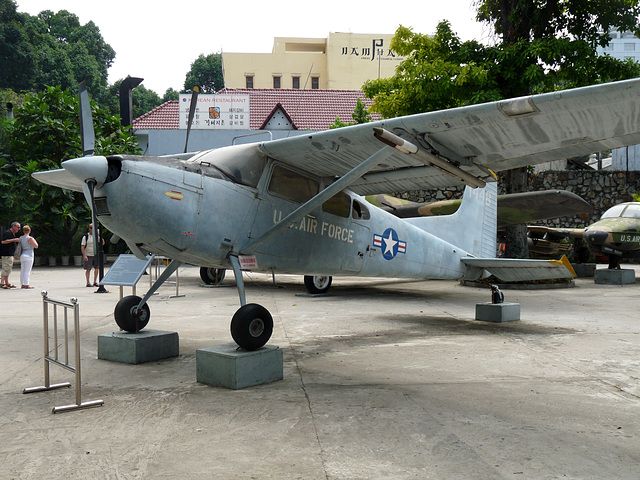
(80, 223, 103, 287)
(1, 221, 21, 289)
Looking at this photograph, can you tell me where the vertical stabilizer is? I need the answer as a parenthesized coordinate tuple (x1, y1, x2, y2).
(405, 182, 498, 258)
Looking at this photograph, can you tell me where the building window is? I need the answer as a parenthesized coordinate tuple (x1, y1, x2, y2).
(624, 43, 636, 51)
(311, 77, 319, 89)
(273, 76, 281, 89)
(292, 76, 300, 89)
(245, 76, 254, 89)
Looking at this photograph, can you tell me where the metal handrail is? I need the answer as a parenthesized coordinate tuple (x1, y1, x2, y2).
(23, 291, 104, 413)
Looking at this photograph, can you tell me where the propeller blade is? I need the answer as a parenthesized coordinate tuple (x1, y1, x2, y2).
(184, 86, 199, 153)
(78, 81, 95, 156)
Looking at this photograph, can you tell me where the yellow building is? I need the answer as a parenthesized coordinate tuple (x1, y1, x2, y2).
(222, 32, 404, 90)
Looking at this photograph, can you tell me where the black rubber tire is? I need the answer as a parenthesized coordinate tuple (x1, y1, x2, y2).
(230, 303, 273, 350)
(114, 295, 150, 332)
(304, 275, 332, 294)
(200, 267, 226, 285)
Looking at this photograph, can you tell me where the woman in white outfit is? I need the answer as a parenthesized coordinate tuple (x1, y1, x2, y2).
(19, 225, 38, 289)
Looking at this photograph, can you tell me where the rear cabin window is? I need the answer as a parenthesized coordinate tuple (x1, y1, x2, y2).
(268, 165, 319, 203)
(352, 200, 370, 220)
(322, 192, 351, 218)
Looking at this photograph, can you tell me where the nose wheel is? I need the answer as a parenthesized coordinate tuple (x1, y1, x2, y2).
(114, 295, 150, 332)
(230, 303, 273, 350)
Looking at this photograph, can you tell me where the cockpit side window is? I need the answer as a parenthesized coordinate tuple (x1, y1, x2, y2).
(268, 164, 319, 203)
(352, 200, 370, 220)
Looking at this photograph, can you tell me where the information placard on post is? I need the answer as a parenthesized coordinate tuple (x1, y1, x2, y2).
(100, 254, 155, 286)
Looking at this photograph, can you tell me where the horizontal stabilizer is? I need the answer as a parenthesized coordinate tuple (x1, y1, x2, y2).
(462, 255, 576, 282)
(32, 169, 84, 192)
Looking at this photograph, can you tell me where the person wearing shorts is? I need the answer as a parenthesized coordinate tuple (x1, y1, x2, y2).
(80, 224, 103, 287)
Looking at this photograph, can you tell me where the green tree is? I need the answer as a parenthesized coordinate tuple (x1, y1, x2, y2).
(0, 2, 115, 99)
(162, 88, 180, 103)
(330, 97, 374, 129)
(0, 0, 38, 91)
(0, 85, 139, 254)
(184, 53, 224, 93)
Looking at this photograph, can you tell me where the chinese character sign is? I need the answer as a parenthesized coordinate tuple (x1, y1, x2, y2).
(179, 94, 250, 129)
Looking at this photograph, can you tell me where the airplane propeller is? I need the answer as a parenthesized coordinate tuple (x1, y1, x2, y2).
(184, 86, 199, 153)
(72, 81, 108, 292)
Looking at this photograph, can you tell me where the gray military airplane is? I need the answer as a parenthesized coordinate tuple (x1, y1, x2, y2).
(34, 79, 640, 350)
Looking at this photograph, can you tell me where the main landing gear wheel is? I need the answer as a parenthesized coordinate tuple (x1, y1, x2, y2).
(304, 275, 332, 294)
(114, 295, 150, 332)
(200, 267, 226, 285)
(230, 303, 273, 350)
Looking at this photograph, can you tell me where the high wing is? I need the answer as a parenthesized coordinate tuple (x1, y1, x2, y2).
(259, 78, 640, 195)
(35, 79, 640, 196)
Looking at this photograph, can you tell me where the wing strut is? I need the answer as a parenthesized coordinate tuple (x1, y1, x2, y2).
(240, 145, 396, 254)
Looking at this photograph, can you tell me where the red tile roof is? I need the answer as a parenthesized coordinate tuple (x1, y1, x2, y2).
(132, 89, 379, 131)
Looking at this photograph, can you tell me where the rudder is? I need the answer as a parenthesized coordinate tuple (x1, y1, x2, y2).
(405, 182, 497, 258)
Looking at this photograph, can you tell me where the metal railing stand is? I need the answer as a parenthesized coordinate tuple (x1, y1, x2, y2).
(23, 291, 104, 413)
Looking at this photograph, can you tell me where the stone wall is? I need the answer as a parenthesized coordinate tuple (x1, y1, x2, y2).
(398, 170, 640, 228)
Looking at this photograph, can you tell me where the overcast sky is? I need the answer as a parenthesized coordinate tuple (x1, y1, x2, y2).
(17, 0, 493, 95)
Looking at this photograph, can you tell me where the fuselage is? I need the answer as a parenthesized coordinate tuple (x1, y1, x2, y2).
(90, 145, 480, 281)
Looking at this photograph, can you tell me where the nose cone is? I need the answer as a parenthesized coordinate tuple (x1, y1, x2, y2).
(583, 229, 609, 247)
(61, 155, 108, 187)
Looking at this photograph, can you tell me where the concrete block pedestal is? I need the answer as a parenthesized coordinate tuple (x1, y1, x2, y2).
(196, 343, 283, 389)
(594, 268, 636, 285)
(571, 263, 596, 278)
(475, 302, 521, 323)
(98, 330, 179, 364)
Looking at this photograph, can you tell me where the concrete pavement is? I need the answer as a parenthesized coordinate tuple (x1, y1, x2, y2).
(1, 263, 639, 479)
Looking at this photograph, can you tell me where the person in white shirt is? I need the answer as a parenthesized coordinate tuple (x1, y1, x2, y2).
(19, 225, 38, 289)
(80, 224, 103, 287)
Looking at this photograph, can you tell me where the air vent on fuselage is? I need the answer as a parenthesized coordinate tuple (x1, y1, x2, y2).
(94, 197, 110, 216)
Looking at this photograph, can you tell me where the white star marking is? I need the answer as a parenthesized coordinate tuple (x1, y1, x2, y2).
(383, 231, 397, 255)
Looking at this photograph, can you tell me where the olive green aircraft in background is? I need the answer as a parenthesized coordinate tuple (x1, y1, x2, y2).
(530, 202, 640, 268)
(366, 190, 593, 228)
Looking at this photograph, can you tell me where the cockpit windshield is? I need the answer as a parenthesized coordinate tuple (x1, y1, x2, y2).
(601, 203, 640, 219)
(601, 204, 627, 219)
(621, 204, 640, 219)
(189, 143, 267, 188)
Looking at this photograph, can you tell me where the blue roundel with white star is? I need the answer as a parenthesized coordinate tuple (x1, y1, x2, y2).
(373, 228, 407, 261)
